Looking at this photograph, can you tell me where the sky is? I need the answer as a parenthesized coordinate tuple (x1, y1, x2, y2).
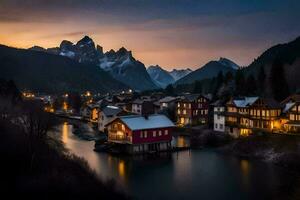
(0, 0, 300, 70)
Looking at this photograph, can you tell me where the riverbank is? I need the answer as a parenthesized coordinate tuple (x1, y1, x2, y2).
(220, 134, 300, 172)
(0, 119, 129, 199)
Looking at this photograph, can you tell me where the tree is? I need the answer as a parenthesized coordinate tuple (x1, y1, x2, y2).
(245, 75, 257, 95)
(270, 59, 290, 101)
(193, 81, 202, 94)
(257, 66, 266, 95)
(224, 71, 233, 84)
(165, 84, 174, 96)
(235, 70, 246, 95)
(212, 71, 224, 97)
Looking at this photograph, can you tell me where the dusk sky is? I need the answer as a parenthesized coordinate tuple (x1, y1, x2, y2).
(0, 0, 300, 69)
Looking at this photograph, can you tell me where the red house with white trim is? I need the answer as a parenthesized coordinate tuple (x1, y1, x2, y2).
(106, 114, 174, 154)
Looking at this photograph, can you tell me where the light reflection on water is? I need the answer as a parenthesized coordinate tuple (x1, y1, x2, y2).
(50, 123, 299, 200)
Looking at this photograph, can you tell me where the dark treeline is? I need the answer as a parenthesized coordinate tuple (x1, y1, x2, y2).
(169, 57, 294, 102)
(0, 80, 128, 199)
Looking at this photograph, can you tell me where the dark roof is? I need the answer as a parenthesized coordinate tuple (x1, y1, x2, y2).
(101, 106, 122, 116)
(281, 94, 300, 104)
(261, 98, 282, 109)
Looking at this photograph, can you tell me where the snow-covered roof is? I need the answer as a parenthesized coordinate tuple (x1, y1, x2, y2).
(159, 96, 178, 103)
(283, 102, 295, 113)
(118, 114, 175, 131)
(233, 97, 258, 108)
(102, 106, 122, 116)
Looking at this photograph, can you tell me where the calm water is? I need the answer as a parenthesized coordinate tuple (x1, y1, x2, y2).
(51, 122, 299, 200)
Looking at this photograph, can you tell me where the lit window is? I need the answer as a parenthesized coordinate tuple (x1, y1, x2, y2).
(164, 130, 168, 135)
(159, 131, 162, 136)
(153, 131, 156, 137)
(144, 131, 147, 138)
(140, 132, 143, 138)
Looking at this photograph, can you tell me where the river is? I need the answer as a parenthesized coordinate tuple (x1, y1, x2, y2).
(50, 122, 299, 200)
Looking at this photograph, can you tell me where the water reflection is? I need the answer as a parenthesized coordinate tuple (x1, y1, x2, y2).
(240, 159, 251, 189)
(62, 122, 69, 144)
(50, 123, 297, 200)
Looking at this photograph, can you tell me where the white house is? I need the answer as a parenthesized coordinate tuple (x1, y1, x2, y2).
(212, 100, 226, 132)
(98, 106, 126, 132)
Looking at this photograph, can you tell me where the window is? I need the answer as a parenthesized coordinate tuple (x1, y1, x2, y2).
(290, 114, 295, 121)
(183, 109, 187, 114)
(178, 109, 181, 114)
(177, 103, 180, 107)
(215, 124, 218, 128)
(159, 130, 162, 136)
(184, 103, 186, 108)
(217, 115, 220, 120)
(140, 132, 143, 138)
(122, 124, 125, 131)
(153, 131, 156, 137)
(144, 131, 147, 138)
(220, 124, 223, 129)
(189, 104, 191, 108)
(164, 130, 168, 135)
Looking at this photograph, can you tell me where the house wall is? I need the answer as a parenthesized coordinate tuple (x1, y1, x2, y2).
(213, 106, 225, 132)
(176, 96, 210, 126)
(132, 127, 172, 144)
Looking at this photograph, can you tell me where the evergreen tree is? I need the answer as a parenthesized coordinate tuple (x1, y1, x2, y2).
(224, 71, 234, 84)
(235, 70, 246, 95)
(270, 59, 290, 101)
(165, 84, 175, 96)
(213, 71, 224, 95)
(257, 66, 266, 95)
(193, 81, 202, 94)
(245, 75, 257, 95)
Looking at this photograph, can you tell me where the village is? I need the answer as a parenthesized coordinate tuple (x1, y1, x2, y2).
(22, 89, 300, 155)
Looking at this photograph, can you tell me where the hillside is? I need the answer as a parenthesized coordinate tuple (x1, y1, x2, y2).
(0, 45, 128, 94)
(245, 36, 300, 93)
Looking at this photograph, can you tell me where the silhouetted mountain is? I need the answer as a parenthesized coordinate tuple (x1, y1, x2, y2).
(147, 65, 175, 88)
(0, 45, 128, 94)
(29, 36, 157, 91)
(175, 58, 239, 85)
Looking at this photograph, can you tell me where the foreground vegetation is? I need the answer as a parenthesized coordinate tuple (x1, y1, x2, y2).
(0, 80, 128, 199)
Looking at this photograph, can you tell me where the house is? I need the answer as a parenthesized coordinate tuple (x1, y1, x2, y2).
(281, 94, 300, 133)
(158, 96, 179, 111)
(225, 97, 282, 137)
(212, 100, 226, 132)
(131, 99, 155, 115)
(106, 114, 174, 154)
(176, 94, 211, 126)
(98, 106, 128, 132)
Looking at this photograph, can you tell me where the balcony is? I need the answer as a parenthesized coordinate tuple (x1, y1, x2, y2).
(108, 130, 132, 144)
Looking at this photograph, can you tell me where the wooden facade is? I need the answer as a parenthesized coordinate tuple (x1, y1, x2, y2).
(176, 94, 210, 126)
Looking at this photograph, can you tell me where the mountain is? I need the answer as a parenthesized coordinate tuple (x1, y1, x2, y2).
(169, 68, 192, 81)
(29, 36, 157, 91)
(147, 65, 175, 88)
(175, 58, 239, 85)
(0, 45, 128, 94)
(245, 36, 300, 94)
(99, 47, 157, 91)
